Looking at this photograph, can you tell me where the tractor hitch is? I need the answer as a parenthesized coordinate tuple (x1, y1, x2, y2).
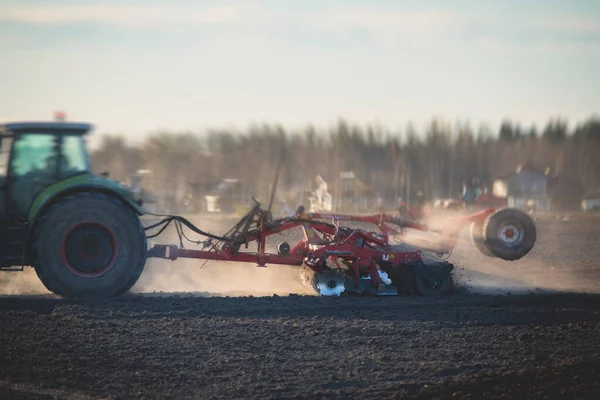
(146, 244, 180, 260)
(146, 243, 304, 267)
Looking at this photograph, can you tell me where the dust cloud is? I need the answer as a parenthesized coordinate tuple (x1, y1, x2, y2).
(132, 215, 317, 297)
(383, 208, 600, 296)
(0, 268, 50, 296)
(437, 212, 600, 296)
(132, 260, 316, 297)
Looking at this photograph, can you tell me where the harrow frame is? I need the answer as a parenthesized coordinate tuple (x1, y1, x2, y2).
(144, 201, 517, 296)
(297, 207, 497, 256)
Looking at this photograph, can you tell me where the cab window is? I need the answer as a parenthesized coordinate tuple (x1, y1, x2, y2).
(61, 135, 89, 178)
(11, 134, 57, 177)
(9, 133, 58, 215)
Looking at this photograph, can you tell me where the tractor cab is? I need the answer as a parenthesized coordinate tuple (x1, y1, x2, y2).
(0, 121, 92, 220)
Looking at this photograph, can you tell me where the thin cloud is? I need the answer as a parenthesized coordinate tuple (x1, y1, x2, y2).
(1, 2, 598, 57)
(530, 39, 600, 55)
(314, 5, 600, 39)
(0, 4, 248, 26)
(474, 35, 600, 56)
(536, 14, 600, 36)
(310, 6, 600, 56)
(317, 8, 470, 36)
(3, 3, 599, 39)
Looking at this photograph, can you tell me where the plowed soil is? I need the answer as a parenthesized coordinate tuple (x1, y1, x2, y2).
(1, 212, 600, 399)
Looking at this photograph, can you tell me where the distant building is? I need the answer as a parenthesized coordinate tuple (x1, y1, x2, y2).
(493, 162, 584, 211)
(204, 178, 244, 213)
(493, 163, 552, 211)
(582, 188, 600, 212)
(335, 171, 375, 212)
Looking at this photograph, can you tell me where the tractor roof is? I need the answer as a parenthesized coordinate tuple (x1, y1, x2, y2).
(1, 121, 94, 135)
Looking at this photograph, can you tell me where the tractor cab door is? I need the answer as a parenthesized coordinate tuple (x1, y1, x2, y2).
(7, 133, 60, 218)
(0, 134, 11, 218)
(7, 132, 90, 219)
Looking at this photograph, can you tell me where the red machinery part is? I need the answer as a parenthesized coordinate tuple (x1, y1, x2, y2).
(146, 212, 427, 290)
(297, 207, 496, 254)
(144, 203, 535, 296)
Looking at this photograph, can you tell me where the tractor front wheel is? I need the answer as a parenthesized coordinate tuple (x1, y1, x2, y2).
(33, 192, 147, 298)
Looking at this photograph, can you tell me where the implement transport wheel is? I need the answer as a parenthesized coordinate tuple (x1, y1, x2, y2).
(412, 261, 454, 296)
(33, 192, 147, 298)
(470, 221, 494, 257)
(482, 208, 536, 261)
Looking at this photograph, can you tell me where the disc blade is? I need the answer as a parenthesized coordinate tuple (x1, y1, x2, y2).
(313, 271, 346, 296)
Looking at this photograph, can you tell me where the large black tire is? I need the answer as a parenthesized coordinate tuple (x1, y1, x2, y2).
(389, 264, 418, 294)
(470, 221, 494, 257)
(482, 208, 536, 261)
(389, 261, 453, 296)
(411, 261, 454, 296)
(33, 192, 147, 298)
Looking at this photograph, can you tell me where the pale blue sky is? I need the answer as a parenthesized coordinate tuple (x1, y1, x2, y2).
(1, 0, 599, 146)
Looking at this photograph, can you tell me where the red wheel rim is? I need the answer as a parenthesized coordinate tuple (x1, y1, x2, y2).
(60, 222, 119, 278)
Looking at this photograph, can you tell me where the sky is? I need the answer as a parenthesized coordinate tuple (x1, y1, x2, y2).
(1, 0, 599, 146)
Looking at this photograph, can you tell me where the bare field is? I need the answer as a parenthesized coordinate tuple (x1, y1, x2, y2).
(1, 212, 600, 399)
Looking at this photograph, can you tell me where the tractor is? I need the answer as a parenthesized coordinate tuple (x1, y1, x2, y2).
(0, 120, 148, 298)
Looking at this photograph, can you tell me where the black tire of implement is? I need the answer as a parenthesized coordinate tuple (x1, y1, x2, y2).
(470, 221, 494, 257)
(411, 261, 454, 297)
(33, 192, 147, 298)
(482, 208, 537, 261)
(389, 264, 418, 294)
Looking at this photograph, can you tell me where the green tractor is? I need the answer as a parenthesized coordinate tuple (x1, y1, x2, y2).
(0, 121, 148, 298)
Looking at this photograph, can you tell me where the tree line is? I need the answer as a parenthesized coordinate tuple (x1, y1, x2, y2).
(90, 116, 600, 210)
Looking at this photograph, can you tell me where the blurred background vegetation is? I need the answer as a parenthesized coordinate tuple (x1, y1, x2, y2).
(89, 116, 600, 213)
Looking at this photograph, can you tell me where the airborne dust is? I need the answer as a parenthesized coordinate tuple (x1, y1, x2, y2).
(0, 269, 49, 296)
(131, 215, 317, 297)
(1, 211, 599, 297)
(397, 209, 600, 295)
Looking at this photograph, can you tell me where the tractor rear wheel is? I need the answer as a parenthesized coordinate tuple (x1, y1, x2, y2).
(482, 208, 536, 261)
(33, 192, 147, 298)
